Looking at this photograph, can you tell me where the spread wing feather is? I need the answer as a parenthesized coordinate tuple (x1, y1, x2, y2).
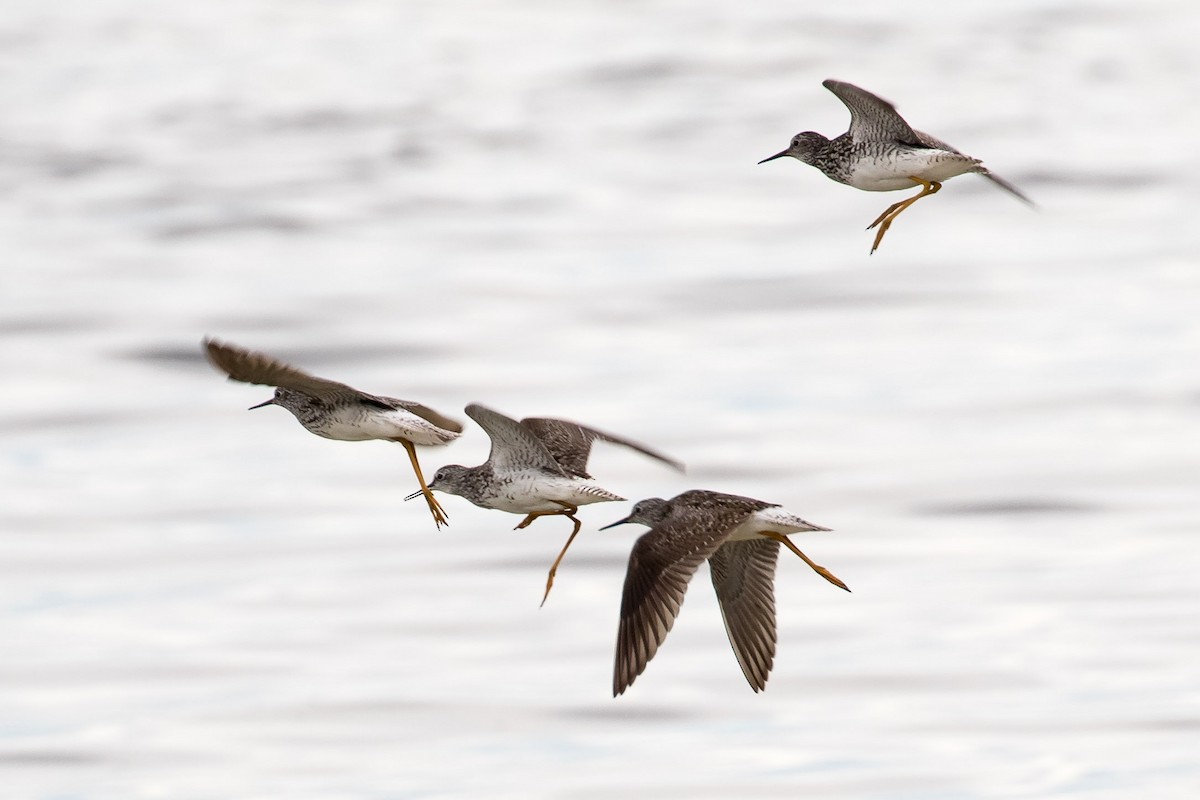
(709, 540, 781, 692)
(520, 417, 684, 478)
(613, 501, 754, 696)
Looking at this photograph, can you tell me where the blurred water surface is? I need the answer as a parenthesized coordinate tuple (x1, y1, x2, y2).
(3, 1, 1199, 798)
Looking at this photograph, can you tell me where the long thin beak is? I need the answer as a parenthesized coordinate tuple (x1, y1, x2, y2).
(599, 516, 632, 531)
(247, 398, 275, 410)
(403, 489, 425, 502)
(757, 150, 789, 164)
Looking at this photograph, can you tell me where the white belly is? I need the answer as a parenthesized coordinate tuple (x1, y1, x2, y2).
(847, 148, 981, 192)
(314, 408, 457, 446)
(484, 472, 623, 514)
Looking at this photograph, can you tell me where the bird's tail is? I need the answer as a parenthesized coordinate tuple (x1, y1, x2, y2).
(577, 484, 625, 503)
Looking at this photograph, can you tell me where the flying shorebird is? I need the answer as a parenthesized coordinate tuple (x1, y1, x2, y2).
(601, 490, 848, 696)
(419, 403, 684, 605)
(203, 338, 462, 529)
(759, 78, 1033, 254)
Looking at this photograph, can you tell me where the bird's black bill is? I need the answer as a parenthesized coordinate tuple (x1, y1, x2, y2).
(403, 489, 424, 502)
(599, 516, 632, 530)
(247, 398, 275, 410)
(757, 150, 789, 164)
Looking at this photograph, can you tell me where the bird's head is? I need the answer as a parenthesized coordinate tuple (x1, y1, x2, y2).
(758, 131, 829, 166)
(408, 465, 470, 500)
(248, 387, 308, 414)
(600, 497, 671, 530)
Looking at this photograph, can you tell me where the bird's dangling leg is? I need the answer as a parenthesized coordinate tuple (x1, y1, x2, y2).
(540, 511, 583, 607)
(867, 178, 942, 254)
(760, 531, 850, 592)
(399, 439, 450, 529)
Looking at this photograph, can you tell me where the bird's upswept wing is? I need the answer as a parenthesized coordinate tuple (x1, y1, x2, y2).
(520, 417, 684, 479)
(465, 404, 566, 475)
(823, 79, 925, 147)
(203, 338, 356, 400)
(204, 338, 465, 429)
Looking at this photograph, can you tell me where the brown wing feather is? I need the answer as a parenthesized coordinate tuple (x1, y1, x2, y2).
(202, 338, 354, 399)
(709, 540, 780, 692)
(465, 404, 566, 474)
(613, 500, 753, 696)
(823, 79, 925, 146)
(204, 339, 463, 430)
(520, 417, 684, 479)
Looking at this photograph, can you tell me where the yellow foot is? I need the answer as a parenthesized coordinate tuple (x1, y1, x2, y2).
(424, 491, 450, 529)
(399, 438, 447, 530)
(867, 199, 910, 231)
(514, 513, 541, 531)
(810, 563, 851, 592)
(864, 178, 941, 255)
(869, 217, 895, 255)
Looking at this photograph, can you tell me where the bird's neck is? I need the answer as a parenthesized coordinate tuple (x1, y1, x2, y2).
(812, 134, 853, 181)
(454, 465, 495, 504)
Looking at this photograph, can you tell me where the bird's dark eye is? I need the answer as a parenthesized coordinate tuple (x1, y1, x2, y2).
(792, 138, 801, 147)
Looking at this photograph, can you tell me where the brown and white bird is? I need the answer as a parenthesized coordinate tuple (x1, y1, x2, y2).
(602, 490, 848, 696)
(759, 78, 1032, 253)
(422, 403, 684, 604)
(203, 338, 462, 529)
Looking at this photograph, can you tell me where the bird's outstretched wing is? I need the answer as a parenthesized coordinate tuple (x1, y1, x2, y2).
(204, 339, 464, 428)
(709, 539, 780, 692)
(465, 404, 566, 474)
(520, 417, 684, 479)
(824, 79, 926, 147)
(613, 500, 753, 696)
(203, 338, 355, 400)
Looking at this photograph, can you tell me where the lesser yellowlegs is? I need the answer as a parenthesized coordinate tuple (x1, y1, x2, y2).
(419, 403, 684, 605)
(759, 78, 1033, 253)
(203, 338, 462, 529)
(601, 490, 847, 696)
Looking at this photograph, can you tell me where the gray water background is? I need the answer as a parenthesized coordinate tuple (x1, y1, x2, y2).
(3, 1, 1199, 797)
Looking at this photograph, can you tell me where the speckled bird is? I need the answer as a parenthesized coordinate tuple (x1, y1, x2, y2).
(203, 338, 461, 529)
(422, 403, 684, 604)
(601, 490, 848, 696)
(760, 78, 1032, 253)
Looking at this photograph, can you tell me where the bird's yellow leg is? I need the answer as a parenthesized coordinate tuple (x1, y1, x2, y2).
(540, 512, 583, 607)
(868, 178, 942, 254)
(399, 439, 449, 529)
(866, 197, 915, 230)
(759, 531, 850, 592)
(867, 178, 942, 230)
